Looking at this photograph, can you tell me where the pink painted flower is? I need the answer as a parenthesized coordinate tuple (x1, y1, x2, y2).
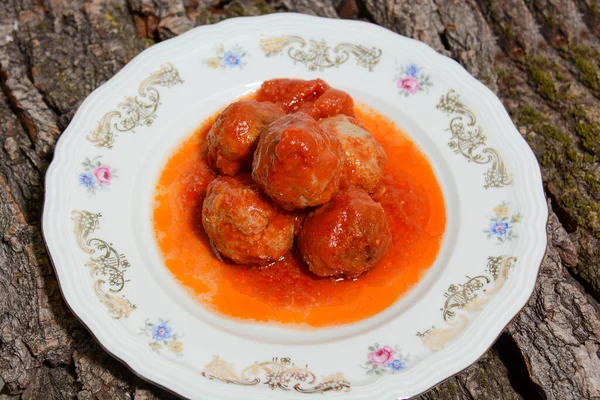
(93, 165, 112, 185)
(397, 76, 420, 94)
(368, 345, 395, 366)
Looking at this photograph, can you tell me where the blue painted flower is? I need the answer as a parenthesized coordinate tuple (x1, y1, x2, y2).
(79, 173, 96, 187)
(405, 64, 420, 77)
(489, 220, 509, 236)
(223, 52, 242, 67)
(388, 359, 406, 371)
(152, 322, 173, 342)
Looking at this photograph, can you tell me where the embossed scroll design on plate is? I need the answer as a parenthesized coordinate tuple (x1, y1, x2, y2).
(416, 256, 518, 351)
(87, 63, 184, 149)
(436, 90, 513, 189)
(201, 356, 351, 393)
(260, 35, 382, 72)
(72, 211, 135, 318)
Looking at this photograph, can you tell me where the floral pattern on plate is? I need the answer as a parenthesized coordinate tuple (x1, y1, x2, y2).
(141, 318, 184, 356)
(79, 157, 117, 194)
(394, 63, 432, 96)
(485, 202, 522, 243)
(206, 44, 247, 69)
(361, 343, 409, 375)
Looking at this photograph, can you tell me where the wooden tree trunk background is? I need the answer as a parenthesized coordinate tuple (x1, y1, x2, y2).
(1, 0, 599, 399)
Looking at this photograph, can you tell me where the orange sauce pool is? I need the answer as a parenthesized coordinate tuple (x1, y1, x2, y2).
(153, 106, 446, 327)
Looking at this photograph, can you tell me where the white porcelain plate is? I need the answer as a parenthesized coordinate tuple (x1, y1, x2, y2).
(43, 13, 547, 400)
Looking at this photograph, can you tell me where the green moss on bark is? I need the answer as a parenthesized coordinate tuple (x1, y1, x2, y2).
(530, 67, 557, 102)
(570, 104, 600, 156)
(569, 45, 600, 91)
(517, 102, 600, 233)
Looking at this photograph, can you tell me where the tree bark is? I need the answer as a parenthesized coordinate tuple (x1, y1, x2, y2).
(1, 0, 599, 399)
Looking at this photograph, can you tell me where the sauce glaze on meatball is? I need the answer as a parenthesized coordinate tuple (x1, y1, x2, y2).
(297, 186, 392, 278)
(202, 174, 296, 265)
(256, 78, 330, 113)
(301, 88, 355, 120)
(252, 112, 344, 211)
(256, 79, 354, 120)
(319, 114, 386, 193)
(207, 100, 284, 176)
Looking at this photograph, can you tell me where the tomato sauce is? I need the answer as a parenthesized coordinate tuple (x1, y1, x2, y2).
(153, 104, 446, 327)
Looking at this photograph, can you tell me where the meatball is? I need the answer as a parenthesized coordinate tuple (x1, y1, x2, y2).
(202, 174, 296, 265)
(207, 100, 284, 176)
(299, 88, 355, 120)
(256, 78, 330, 113)
(297, 186, 392, 278)
(252, 112, 344, 211)
(319, 115, 386, 193)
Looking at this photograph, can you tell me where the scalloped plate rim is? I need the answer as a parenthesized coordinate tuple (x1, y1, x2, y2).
(42, 13, 548, 400)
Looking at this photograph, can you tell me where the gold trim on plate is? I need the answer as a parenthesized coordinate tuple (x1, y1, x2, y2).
(87, 63, 184, 149)
(436, 90, 512, 189)
(260, 35, 382, 72)
(201, 356, 351, 393)
(417, 256, 518, 351)
(72, 210, 135, 318)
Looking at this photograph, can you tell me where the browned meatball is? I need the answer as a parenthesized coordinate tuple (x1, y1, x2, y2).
(298, 88, 355, 120)
(252, 112, 344, 211)
(207, 100, 284, 176)
(297, 186, 392, 278)
(256, 78, 354, 120)
(202, 174, 296, 265)
(256, 78, 330, 113)
(319, 115, 386, 193)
